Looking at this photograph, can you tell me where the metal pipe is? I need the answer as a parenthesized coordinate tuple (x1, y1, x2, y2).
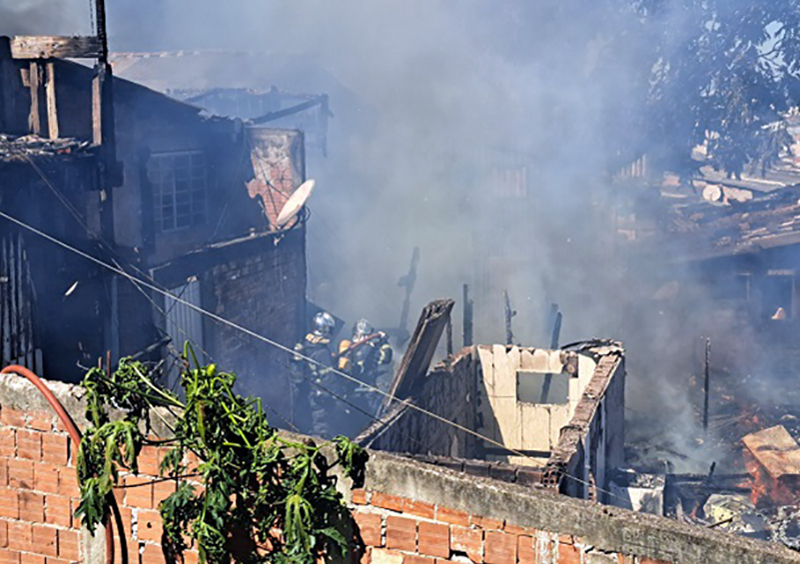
(0, 365, 123, 564)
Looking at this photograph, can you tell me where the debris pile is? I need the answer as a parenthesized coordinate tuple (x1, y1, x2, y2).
(0, 133, 94, 162)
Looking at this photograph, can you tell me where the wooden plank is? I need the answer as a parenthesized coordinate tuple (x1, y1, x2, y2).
(10, 36, 101, 59)
(742, 425, 800, 480)
(381, 298, 455, 414)
(28, 61, 40, 136)
(92, 71, 102, 144)
(45, 61, 58, 139)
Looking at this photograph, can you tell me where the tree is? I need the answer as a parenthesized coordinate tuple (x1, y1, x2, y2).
(640, 0, 800, 178)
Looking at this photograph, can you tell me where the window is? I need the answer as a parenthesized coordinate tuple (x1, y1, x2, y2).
(517, 370, 570, 404)
(148, 152, 208, 232)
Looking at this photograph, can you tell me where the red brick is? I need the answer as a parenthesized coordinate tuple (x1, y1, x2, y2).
(141, 543, 166, 564)
(0, 551, 20, 564)
(20, 554, 44, 564)
(559, 534, 574, 546)
(8, 458, 34, 488)
(352, 488, 368, 505)
(372, 491, 405, 513)
(44, 494, 71, 528)
(28, 412, 53, 432)
(41, 435, 69, 466)
(111, 505, 134, 538)
(558, 541, 581, 564)
(504, 522, 535, 536)
(403, 557, 433, 564)
(354, 511, 383, 547)
(0, 457, 7, 486)
(112, 532, 140, 564)
(418, 521, 449, 559)
(124, 475, 154, 509)
(404, 499, 435, 520)
(16, 429, 42, 461)
(137, 446, 161, 477)
(58, 529, 80, 561)
(0, 430, 14, 457)
(32, 525, 59, 557)
(69, 498, 81, 528)
(7, 521, 32, 552)
(19, 490, 45, 521)
(451, 527, 482, 563)
(34, 463, 60, 494)
(386, 515, 416, 552)
(436, 506, 469, 527)
(484, 531, 516, 564)
(46, 559, 72, 564)
(153, 479, 177, 508)
(59, 469, 80, 499)
(1, 408, 26, 428)
(137, 509, 163, 542)
(518, 535, 535, 564)
(472, 515, 504, 531)
(183, 551, 199, 564)
(0, 487, 19, 518)
(0, 519, 7, 548)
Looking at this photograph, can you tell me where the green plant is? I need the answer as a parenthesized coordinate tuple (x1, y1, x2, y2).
(76, 347, 367, 564)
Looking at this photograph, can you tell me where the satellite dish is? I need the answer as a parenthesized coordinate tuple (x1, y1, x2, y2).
(276, 179, 316, 228)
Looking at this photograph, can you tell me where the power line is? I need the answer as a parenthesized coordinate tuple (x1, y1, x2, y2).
(0, 209, 624, 502)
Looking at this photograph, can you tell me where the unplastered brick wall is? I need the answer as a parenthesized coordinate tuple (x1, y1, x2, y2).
(2, 372, 800, 564)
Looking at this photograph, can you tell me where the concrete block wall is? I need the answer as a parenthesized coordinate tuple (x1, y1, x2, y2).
(1, 373, 799, 564)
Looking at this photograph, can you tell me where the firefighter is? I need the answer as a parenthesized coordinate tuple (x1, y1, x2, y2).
(338, 318, 393, 425)
(291, 311, 345, 438)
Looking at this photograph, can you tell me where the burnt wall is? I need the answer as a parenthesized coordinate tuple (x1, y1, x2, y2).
(151, 227, 306, 426)
(362, 349, 480, 458)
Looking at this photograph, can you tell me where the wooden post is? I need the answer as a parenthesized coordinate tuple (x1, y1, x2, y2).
(45, 61, 58, 139)
(28, 61, 41, 136)
(703, 337, 711, 433)
(462, 283, 473, 347)
(446, 316, 453, 356)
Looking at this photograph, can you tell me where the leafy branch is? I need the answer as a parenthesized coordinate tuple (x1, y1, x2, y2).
(75, 347, 366, 564)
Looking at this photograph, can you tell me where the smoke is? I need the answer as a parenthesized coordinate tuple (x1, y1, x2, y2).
(12, 0, 776, 467)
(1, 0, 88, 36)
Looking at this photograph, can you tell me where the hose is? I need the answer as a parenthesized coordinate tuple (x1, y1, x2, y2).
(0, 365, 124, 564)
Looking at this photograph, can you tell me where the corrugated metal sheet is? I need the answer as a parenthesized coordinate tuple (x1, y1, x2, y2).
(165, 276, 203, 377)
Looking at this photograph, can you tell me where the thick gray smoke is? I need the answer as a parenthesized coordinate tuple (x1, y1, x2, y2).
(6, 0, 760, 468)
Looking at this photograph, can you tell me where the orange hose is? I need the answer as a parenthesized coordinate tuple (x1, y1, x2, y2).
(0, 365, 120, 564)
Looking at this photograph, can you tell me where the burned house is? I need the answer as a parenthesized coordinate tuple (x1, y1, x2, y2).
(0, 36, 309, 422)
(357, 300, 626, 502)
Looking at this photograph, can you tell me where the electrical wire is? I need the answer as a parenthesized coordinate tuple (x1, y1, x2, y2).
(0, 209, 624, 502)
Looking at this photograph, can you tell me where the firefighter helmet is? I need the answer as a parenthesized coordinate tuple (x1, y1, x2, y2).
(312, 311, 335, 337)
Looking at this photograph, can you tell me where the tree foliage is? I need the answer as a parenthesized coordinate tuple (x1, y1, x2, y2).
(75, 350, 367, 564)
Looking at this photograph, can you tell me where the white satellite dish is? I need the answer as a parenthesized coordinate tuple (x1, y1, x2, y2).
(276, 179, 316, 228)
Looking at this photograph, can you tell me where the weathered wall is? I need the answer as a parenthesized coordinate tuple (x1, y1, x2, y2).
(150, 227, 307, 426)
(0, 371, 799, 564)
(361, 349, 480, 459)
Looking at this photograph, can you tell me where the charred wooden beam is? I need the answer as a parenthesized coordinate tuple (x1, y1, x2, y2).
(28, 61, 41, 136)
(381, 298, 455, 415)
(10, 36, 102, 59)
(462, 283, 473, 347)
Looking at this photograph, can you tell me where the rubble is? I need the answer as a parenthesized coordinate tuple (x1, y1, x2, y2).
(0, 133, 94, 162)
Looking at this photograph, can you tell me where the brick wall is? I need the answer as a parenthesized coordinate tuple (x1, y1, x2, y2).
(1, 373, 799, 564)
